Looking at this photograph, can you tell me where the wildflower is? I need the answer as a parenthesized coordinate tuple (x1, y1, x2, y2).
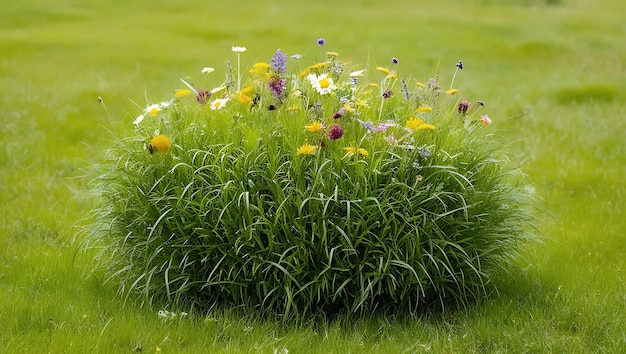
(344, 146, 369, 157)
(382, 90, 393, 99)
(343, 103, 355, 113)
(202, 67, 215, 74)
(268, 76, 287, 98)
(305, 121, 324, 133)
(307, 73, 337, 95)
(392, 57, 399, 64)
(458, 100, 470, 115)
(376, 67, 390, 75)
(238, 92, 253, 103)
(249, 62, 271, 78)
(349, 70, 365, 77)
(456, 60, 464, 70)
(317, 38, 325, 46)
(196, 90, 211, 103)
(297, 143, 317, 155)
(401, 78, 409, 99)
(174, 89, 191, 98)
(358, 148, 369, 157)
(447, 88, 459, 95)
(406, 117, 436, 131)
(134, 101, 171, 125)
(326, 51, 339, 57)
(210, 97, 230, 110)
(415, 81, 425, 88)
(363, 121, 376, 133)
(333, 107, 345, 119)
(384, 136, 397, 145)
(149, 135, 172, 154)
(328, 124, 344, 140)
(367, 83, 379, 88)
(290, 54, 302, 60)
(232, 46, 246, 53)
(310, 62, 328, 70)
(406, 117, 424, 131)
(377, 121, 395, 132)
(287, 106, 300, 112)
(480, 115, 492, 125)
(386, 74, 397, 80)
(418, 145, 432, 157)
(146, 103, 161, 116)
(416, 106, 432, 113)
(271, 48, 287, 73)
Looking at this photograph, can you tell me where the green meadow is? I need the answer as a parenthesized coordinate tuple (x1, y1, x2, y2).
(1, 0, 625, 351)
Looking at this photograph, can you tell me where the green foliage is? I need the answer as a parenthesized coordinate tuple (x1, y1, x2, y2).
(86, 46, 532, 319)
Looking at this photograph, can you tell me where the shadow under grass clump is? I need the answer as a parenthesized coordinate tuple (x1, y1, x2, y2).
(552, 84, 617, 104)
(84, 42, 534, 320)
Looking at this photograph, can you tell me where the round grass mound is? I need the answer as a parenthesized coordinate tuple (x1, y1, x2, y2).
(87, 44, 532, 318)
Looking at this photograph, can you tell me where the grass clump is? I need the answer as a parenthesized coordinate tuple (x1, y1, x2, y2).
(85, 41, 533, 319)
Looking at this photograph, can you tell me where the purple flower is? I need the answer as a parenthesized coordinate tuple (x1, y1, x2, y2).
(392, 57, 399, 64)
(363, 121, 376, 133)
(328, 124, 344, 140)
(456, 60, 463, 70)
(270, 48, 287, 73)
(458, 100, 469, 115)
(382, 90, 393, 99)
(418, 145, 432, 158)
(268, 76, 286, 98)
(377, 121, 394, 132)
(317, 38, 326, 46)
(332, 107, 345, 119)
(196, 90, 211, 104)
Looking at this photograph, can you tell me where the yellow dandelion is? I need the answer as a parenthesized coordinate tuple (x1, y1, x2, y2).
(326, 51, 339, 57)
(310, 62, 329, 70)
(415, 81, 425, 88)
(343, 147, 368, 157)
(376, 67, 390, 75)
(240, 86, 255, 94)
(447, 88, 459, 95)
(406, 117, 424, 131)
(174, 89, 191, 98)
(416, 106, 433, 113)
(249, 62, 270, 77)
(358, 148, 369, 157)
(305, 121, 324, 133)
(149, 135, 172, 154)
(239, 92, 252, 103)
(385, 74, 397, 80)
(417, 123, 436, 130)
(297, 144, 317, 155)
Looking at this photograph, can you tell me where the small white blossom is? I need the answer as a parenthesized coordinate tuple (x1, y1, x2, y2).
(232, 46, 246, 53)
(202, 67, 215, 74)
(210, 97, 230, 110)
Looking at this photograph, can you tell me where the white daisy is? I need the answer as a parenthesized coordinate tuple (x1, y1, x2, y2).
(307, 73, 337, 95)
(231, 46, 246, 53)
(210, 97, 230, 110)
(202, 67, 215, 74)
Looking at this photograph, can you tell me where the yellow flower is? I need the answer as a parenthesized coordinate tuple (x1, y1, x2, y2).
(239, 92, 252, 103)
(343, 147, 356, 154)
(287, 106, 300, 112)
(407, 117, 436, 131)
(149, 135, 172, 154)
(326, 51, 339, 57)
(240, 86, 255, 94)
(416, 106, 432, 113)
(358, 148, 369, 157)
(297, 144, 317, 155)
(343, 147, 368, 157)
(376, 67, 390, 75)
(406, 117, 424, 130)
(249, 62, 270, 78)
(343, 103, 355, 113)
(385, 74, 397, 80)
(447, 88, 459, 95)
(174, 89, 191, 98)
(305, 121, 324, 133)
(367, 83, 379, 88)
(310, 62, 328, 69)
(417, 123, 436, 130)
(415, 81, 425, 88)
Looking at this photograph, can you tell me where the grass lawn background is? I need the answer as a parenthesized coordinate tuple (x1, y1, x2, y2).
(1, 0, 624, 352)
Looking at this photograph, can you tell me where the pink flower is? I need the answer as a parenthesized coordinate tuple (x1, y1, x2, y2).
(328, 125, 344, 140)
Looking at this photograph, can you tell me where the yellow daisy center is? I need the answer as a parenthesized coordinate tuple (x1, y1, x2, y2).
(319, 78, 331, 89)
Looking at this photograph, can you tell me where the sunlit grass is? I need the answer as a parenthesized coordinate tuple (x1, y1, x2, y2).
(1, 0, 625, 351)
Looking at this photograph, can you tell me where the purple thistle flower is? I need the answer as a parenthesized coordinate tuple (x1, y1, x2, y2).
(458, 100, 470, 115)
(317, 38, 325, 46)
(270, 48, 287, 73)
(328, 124, 344, 140)
(196, 90, 211, 104)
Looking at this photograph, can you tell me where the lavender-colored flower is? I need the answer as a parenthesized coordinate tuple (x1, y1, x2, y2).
(418, 145, 432, 158)
(317, 38, 326, 46)
(456, 60, 463, 70)
(382, 90, 393, 99)
(363, 121, 376, 133)
(270, 48, 287, 73)
(458, 100, 470, 115)
(196, 90, 211, 104)
(328, 124, 344, 140)
(384, 136, 397, 145)
(377, 121, 394, 132)
(392, 57, 399, 64)
(268, 76, 286, 98)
